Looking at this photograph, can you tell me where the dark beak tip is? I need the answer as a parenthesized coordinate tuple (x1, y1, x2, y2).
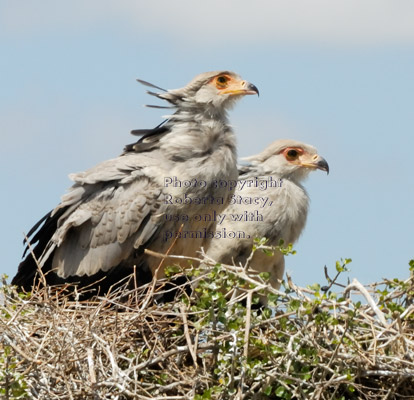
(317, 159, 329, 175)
(248, 83, 259, 97)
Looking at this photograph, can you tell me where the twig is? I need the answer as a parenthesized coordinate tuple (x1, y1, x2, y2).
(140, 224, 184, 311)
(87, 347, 97, 385)
(243, 291, 252, 359)
(344, 278, 388, 327)
(180, 303, 198, 368)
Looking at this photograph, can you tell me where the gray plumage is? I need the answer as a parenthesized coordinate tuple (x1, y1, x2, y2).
(13, 71, 258, 293)
(205, 139, 329, 291)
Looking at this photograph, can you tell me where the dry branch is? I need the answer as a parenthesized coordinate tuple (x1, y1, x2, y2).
(1, 255, 414, 399)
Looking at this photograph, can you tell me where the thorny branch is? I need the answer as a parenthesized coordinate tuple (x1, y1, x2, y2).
(1, 253, 414, 399)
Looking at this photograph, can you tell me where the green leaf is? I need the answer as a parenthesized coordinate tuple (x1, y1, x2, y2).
(263, 386, 272, 396)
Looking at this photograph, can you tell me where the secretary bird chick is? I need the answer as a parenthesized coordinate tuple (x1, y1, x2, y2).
(205, 139, 329, 293)
(12, 71, 258, 296)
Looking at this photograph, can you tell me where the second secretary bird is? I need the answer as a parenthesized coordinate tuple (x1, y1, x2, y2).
(205, 139, 329, 292)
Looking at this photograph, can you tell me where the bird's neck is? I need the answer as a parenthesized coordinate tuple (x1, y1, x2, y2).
(170, 103, 230, 125)
(241, 170, 309, 244)
(160, 109, 236, 165)
(159, 108, 238, 207)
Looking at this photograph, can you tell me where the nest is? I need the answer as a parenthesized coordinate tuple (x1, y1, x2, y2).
(1, 253, 414, 400)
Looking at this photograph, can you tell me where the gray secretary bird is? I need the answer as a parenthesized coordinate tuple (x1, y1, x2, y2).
(205, 139, 329, 293)
(12, 71, 258, 295)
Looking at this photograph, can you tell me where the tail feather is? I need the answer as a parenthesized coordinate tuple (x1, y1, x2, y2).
(13, 208, 64, 291)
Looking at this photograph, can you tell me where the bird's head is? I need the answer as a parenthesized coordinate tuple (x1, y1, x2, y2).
(244, 139, 329, 182)
(144, 71, 258, 112)
(186, 71, 259, 107)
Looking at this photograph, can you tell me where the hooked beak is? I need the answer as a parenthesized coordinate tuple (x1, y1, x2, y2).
(302, 155, 329, 174)
(221, 80, 259, 97)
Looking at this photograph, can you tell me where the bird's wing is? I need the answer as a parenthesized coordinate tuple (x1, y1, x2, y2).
(36, 152, 167, 278)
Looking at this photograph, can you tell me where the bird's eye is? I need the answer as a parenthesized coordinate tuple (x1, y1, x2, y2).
(215, 75, 229, 88)
(286, 149, 298, 160)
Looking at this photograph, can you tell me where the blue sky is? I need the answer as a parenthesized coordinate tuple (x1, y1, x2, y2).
(2, 1, 414, 289)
